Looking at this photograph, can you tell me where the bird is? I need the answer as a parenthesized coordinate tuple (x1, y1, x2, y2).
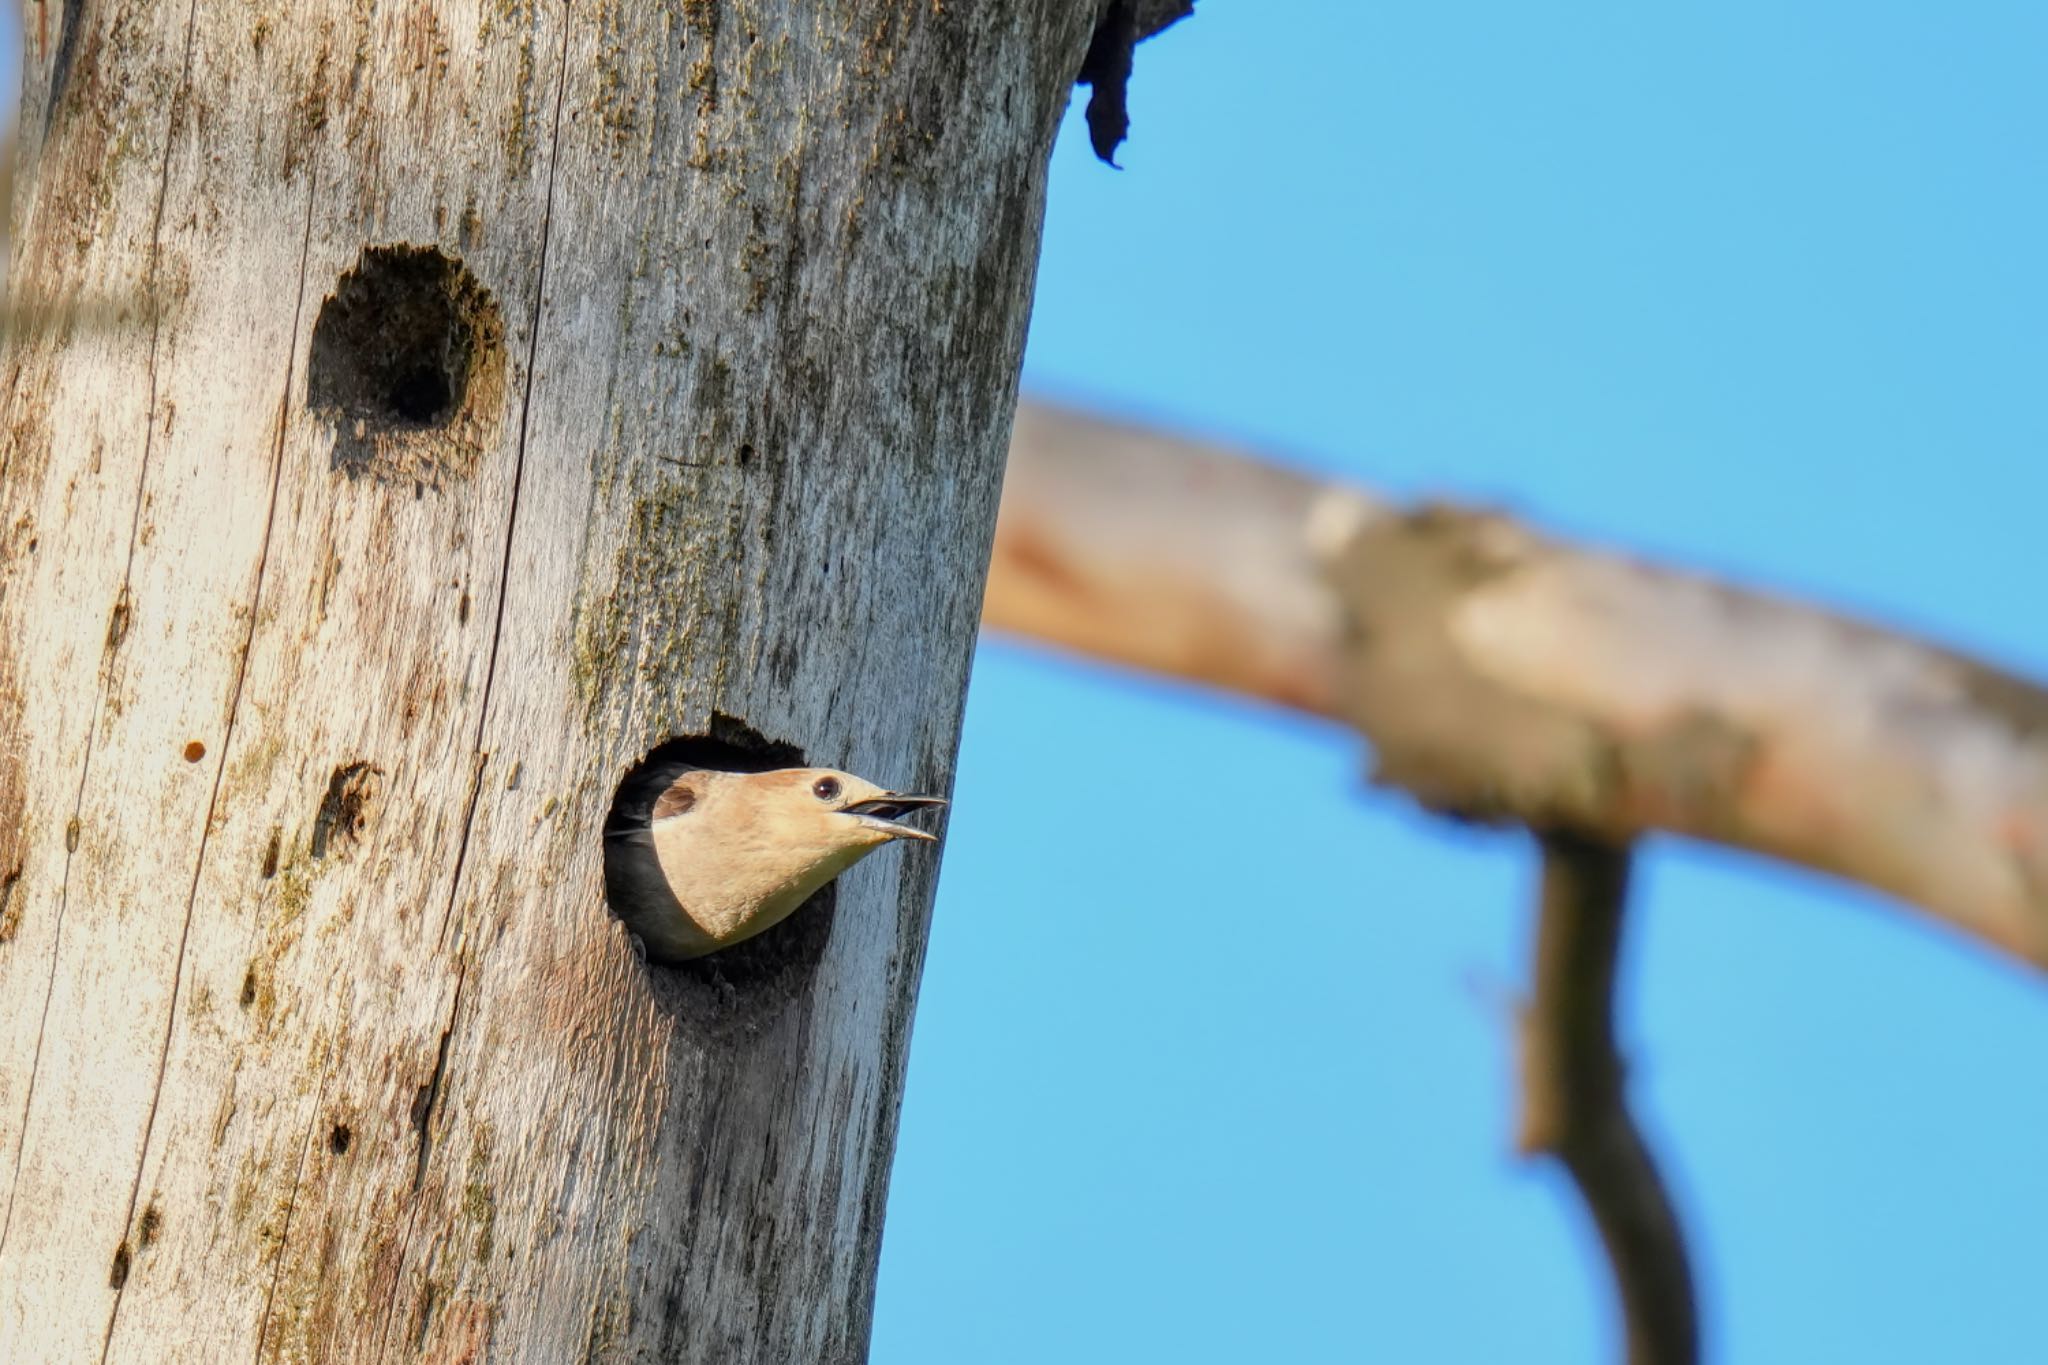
(603, 764, 946, 962)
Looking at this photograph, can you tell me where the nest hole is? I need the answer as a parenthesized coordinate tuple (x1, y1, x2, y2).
(603, 714, 833, 1035)
(308, 244, 505, 487)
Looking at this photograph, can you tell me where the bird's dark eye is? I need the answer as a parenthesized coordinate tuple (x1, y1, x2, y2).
(812, 776, 841, 802)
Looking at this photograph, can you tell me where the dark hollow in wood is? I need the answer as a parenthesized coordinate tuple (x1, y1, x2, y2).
(0, 864, 22, 945)
(307, 244, 506, 487)
(311, 761, 385, 861)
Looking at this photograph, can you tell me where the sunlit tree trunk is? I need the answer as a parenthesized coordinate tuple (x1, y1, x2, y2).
(0, 3, 1096, 1358)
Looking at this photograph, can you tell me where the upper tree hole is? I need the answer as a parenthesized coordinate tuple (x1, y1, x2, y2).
(388, 366, 452, 423)
(308, 244, 506, 487)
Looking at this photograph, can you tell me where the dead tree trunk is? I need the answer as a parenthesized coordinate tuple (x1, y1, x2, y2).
(0, 3, 1097, 1358)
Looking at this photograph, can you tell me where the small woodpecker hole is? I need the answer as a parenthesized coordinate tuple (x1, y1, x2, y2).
(106, 592, 130, 649)
(312, 761, 385, 861)
(603, 715, 834, 1034)
(308, 244, 505, 487)
(329, 1122, 353, 1155)
(0, 864, 23, 945)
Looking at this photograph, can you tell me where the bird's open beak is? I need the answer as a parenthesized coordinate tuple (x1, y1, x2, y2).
(844, 794, 948, 842)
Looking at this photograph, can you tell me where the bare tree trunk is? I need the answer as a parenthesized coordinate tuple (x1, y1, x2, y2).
(0, 3, 1097, 1359)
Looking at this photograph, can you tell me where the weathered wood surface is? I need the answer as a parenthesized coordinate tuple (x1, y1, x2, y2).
(992, 402, 2048, 971)
(0, 3, 1099, 1359)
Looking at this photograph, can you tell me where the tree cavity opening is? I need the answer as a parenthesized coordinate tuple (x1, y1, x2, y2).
(603, 714, 833, 1036)
(308, 244, 506, 487)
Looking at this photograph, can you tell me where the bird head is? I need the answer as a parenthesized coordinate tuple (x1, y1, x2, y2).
(611, 765, 947, 959)
(655, 766, 944, 853)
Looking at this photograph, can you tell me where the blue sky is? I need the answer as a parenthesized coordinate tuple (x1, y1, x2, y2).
(5, 4, 2040, 1361)
(877, 4, 2048, 1363)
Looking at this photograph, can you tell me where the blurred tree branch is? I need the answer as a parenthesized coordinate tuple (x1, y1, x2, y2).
(991, 400, 2048, 974)
(1519, 833, 1697, 1365)
(986, 397, 2048, 1361)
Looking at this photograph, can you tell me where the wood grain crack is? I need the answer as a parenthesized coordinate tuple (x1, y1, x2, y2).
(0, 0, 205, 1265)
(251, 1067, 331, 1360)
(371, 2, 576, 1349)
(410, 1023, 456, 1193)
(99, 139, 320, 1365)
